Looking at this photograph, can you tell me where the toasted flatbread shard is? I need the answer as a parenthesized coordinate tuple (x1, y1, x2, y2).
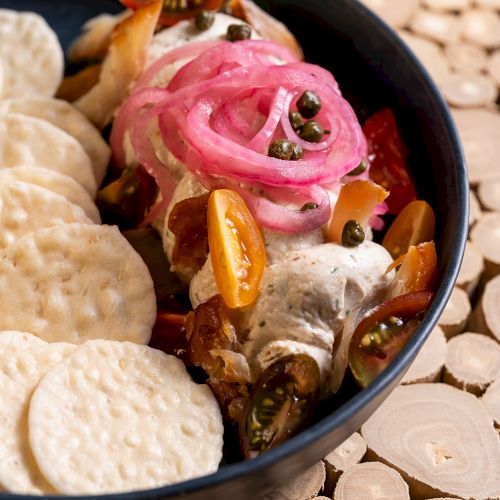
(0, 167, 101, 223)
(0, 224, 156, 344)
(29, 340, 223, 494)
(0, 181, 92, 250)
(0, 98, 110, 186)
(0, 10, 63, 98)
(0, 343, 76, 494)
(0, 113, 97, 196)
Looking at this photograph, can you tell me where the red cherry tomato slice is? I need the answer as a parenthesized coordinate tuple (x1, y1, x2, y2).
(348, 292, 434, 388)
(364, 109, 417, 214)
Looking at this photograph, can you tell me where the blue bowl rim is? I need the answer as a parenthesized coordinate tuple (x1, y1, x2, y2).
(0, 1, 468, 499)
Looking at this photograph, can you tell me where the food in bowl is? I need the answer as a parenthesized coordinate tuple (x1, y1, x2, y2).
(0, 0, 437, 494)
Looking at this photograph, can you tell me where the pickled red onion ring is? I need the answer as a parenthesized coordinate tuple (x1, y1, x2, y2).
(112, 40, 369, 233)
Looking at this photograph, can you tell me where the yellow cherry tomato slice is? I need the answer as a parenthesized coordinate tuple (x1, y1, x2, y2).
(382, 200, 436, 259)
(208, 189, 266, 308)
(387, 241, 438, 298)
(326, 180, 389, 244)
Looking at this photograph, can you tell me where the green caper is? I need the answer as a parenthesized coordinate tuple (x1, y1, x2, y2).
(299, 120, 325, 143)
(297, 90, 321, 119)
(268, 139, 302, 161)
(289, 111, 304, 131)
(347, 161, 368, 177)
(268, 139, 293, 160)
(342, 220, 365, 247)
(300, 202, 318, 211)
(227, 24, 252, 42)
(195, 10, 215, 31)
(290, 143, 304, 161)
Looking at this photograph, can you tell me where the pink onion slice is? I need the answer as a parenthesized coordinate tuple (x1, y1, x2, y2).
(111, 40, 371, 233)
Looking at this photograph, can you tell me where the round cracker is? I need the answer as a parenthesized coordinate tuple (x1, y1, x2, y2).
(29, 340, 223, 494)
(0, 224, 156, 344)
(0, 113, 97, 196)
(0, 181, 92, 250)
(0, 167, 100, 223)
(0, 343, 76, 494)
(0, 331, 46, 353)
(0, 10, 63, 98)
(0, 98, 110, 186)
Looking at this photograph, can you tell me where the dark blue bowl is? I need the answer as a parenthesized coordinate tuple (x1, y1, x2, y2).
(0, 0, 468, 499)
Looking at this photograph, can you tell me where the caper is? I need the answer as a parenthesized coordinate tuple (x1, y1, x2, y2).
(347, 161, 368, 177)
(297, 90, 321, 119)
(268, 139, 302, 161)
(299, 120, 325, 143)
(195, 10, 215, 31)
(342, 220, 365, 247)
(300, 202, 318, 211)
(290, 143, 304, 161)
(268, 139, 293, 160)
(227, 24, 252, 42)
(289, 111, 304, 131)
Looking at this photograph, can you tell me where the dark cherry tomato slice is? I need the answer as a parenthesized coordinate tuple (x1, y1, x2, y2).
(149, 311, 188, 360)
(240, 354, 320, 458)
(96, 166, 158, 228)
(349, 292, 434, 388)
(120, 0, 225, 26)
(364, 109, 417, 214)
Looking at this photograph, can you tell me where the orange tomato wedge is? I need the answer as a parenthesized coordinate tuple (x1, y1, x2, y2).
(208, 189, 266, 308)
(326, 180, 389, 243)
(387, 241, 438, 298)
(382, 200, 436, 259)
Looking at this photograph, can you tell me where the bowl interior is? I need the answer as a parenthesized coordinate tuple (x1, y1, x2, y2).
(0, 0, 468, 499)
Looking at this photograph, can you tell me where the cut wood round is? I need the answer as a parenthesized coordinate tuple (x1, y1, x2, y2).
(263, 462, 326, 500)
(475, 0, 500, 7)
(438, 287, 470, 338)
(469, 190, 481, 227)
(452, 109, 500, 184)
(441, 73, 497, 108)
(467, 274, 500, 343)
(409, 10, 461, 44)
(443, 332, 500, 395)
(398, 31, 450, 84)
(445, 43, 487, 74)
(489, 50, 500, 87)
(461, 9, 500, 49)
(470, 212, 500, 279)
(323, 433, 367, 495)
(422, 0, 471, 11)
(360, 0, 419, 28)
(481, 378, 500, 428)
(401, 326, 447, 384)
(333, 462, 409, 500)
(478, 179, 500, 211)
(361, 384, 500, 499)
(456, 241, 484, 297)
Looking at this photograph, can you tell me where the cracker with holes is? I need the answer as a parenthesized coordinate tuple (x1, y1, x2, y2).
(0, 343, 76, 494)
(0, 224, 156, 344)
(0, 181, 92, 250)
(0, 98, 110, 185)
(29, 340, 223, 494)
(0, 113, 97, 196)
(0, 10, 63, 98)
(0, 167, 101, 223)
(0, 331, 46, 353)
